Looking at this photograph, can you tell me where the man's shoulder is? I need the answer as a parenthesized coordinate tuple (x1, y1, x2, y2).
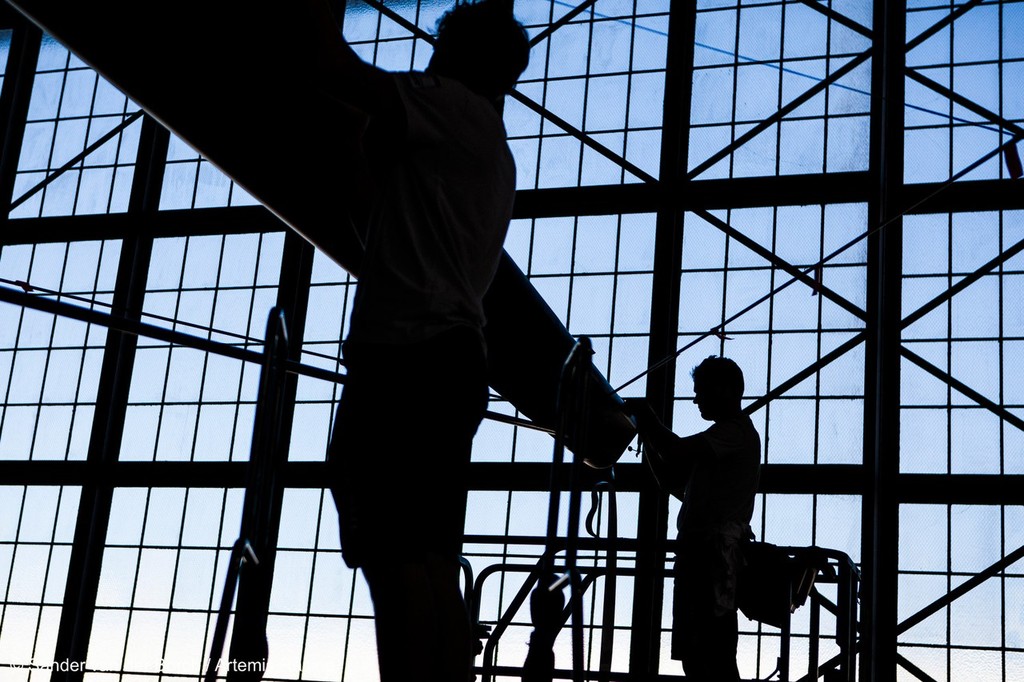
(395, 71, 470, 96)
(703, 413, 755, 436)
(700, 414, 760, 455)
(404, 71, 443, 90)
(393, 71, 486, 117)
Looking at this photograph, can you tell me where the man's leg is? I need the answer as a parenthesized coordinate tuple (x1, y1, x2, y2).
(675, 549, 744, 681)
(336, 329, 485, 681)
(677, 604, 740, 682)
(674, 570, 712, 681)
(708, 607, 740, 681)
(425, 553, 474, 681)
(362, 555, 473, 682)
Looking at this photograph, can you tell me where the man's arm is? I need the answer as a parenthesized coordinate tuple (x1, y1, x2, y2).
(624, 398, 715, 498)
(304, 0, 403, 123)
(275, 1, 406, 273)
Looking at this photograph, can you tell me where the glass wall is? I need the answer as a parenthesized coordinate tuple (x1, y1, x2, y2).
(0, 2, 1022, 681)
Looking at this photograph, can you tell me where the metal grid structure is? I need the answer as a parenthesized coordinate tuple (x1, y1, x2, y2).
(0, 1, 1021, 681)
(10, 33, 139, 219)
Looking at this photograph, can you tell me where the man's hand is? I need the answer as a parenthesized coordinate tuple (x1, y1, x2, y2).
(622, 397, 661, 457)
(623, 397, 657, 431)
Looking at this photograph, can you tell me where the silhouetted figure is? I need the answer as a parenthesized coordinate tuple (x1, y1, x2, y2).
(317, 1, 530, 681)
(626, 356, 761, 682)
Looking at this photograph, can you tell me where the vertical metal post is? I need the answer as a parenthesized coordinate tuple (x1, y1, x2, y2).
(838, 562, 858, 682)
(780, 585, 792, 682)
(597, 477, 618, 682)
(631, 0, 697, 677)
(49, 115, 169, 682)
(0, 17, 39, 214)
(862, 1, 905, 681)
(565, 351, 591, 682)
(524, 337, 592, 682)
(809, 590, 821, 678)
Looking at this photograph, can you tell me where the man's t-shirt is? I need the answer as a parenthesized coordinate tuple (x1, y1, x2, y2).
(346, 71, 516, 346)
(677, 414, 761, 536)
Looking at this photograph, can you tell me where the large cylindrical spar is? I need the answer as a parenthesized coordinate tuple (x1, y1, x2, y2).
(5, 0, 636, 466)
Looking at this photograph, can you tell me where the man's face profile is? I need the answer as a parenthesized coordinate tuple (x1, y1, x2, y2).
(693, 380, 712, 421)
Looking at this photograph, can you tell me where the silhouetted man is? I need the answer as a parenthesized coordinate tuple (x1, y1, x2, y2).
(626, 356, 761, 682)
(315, 1, 530, 681)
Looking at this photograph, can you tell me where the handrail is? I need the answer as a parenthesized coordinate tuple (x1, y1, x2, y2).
(475, 547, 860, 682)
(203, 539, 259, 682)
(204, 307, 290, 681)
(525, 337, 595, 682)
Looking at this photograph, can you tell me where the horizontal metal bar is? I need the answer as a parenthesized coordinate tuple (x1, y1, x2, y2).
(901, 177, 1024, 215)
(0, 460, 248, 487)
(897, 474, 1024, 505)
(9, 464, 1023, 504)
(0, 459, 868, 497)
(0, 204, 287, 246)
(897, 542, 1024, 635)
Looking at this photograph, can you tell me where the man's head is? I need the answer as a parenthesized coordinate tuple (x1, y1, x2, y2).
(691, 356, 744, 421)
(428, 0, 530, 101)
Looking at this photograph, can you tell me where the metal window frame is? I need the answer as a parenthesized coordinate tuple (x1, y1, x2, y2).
(0, 2, 1020, 681)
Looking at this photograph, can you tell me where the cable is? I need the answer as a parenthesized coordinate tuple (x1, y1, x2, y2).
(0, 275, 348, 368)
(614, 131, 1024, 394)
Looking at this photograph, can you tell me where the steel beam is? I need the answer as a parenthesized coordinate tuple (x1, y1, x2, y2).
(901, 232, 1024, 332)
(904, 0, 985, 53)
(900, 347, 1024, 433)
(744, 332, 867, 415)
(896, 474, 1024, 505)
(49, 116, 167, 682)
(794, 0, 873, 39)
(628, 0, 696, 676)
(8, 109, 144, 211)
(685, 49, 872, 181)
(694, 208, 867, 320)
(904, 68, 1024, 140)
(902, 177, 1024, 215)
(861, 2, 906, 680)
(0, 17, 39, 213)
(529, 0, 600, 47)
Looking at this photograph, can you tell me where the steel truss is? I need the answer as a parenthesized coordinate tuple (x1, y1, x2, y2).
(0, 1, 1022, 681)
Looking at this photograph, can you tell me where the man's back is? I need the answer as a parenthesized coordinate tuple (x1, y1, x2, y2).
(347, 72, 515, 346)
(679, 413, 761, 536)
